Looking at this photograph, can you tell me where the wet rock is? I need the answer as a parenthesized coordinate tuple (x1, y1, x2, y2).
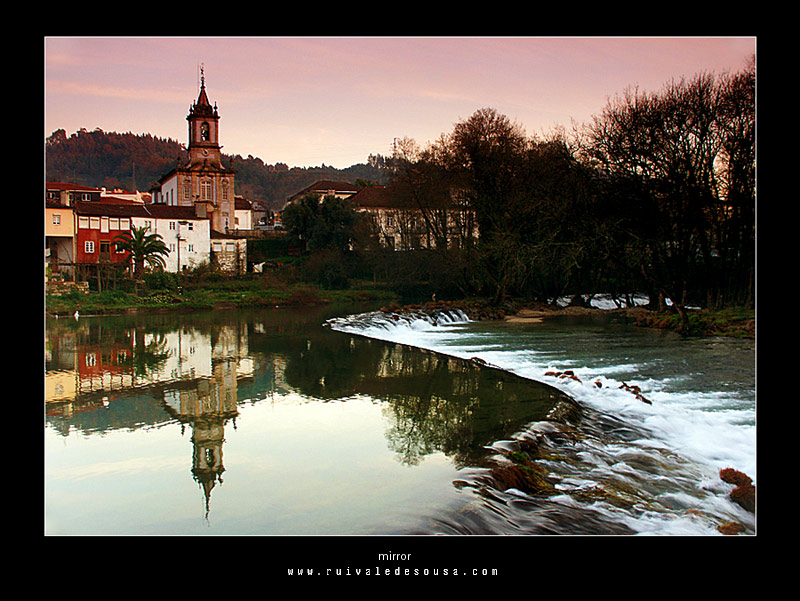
(720, 468, 752, 487)
(546, 400, 582, 425)
(543, 370, 582, 383)
(730, 483, 756, 513)
(619, 382, 653, 405)
(720, 468, 756, 513)
(717, 521, 746, 535)
(485, 456, 556, 496)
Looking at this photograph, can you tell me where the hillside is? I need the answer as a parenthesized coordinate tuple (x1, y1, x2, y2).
(45, 128, 392, 210)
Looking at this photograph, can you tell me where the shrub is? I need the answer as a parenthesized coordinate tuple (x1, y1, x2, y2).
(144, 271, 179, 291)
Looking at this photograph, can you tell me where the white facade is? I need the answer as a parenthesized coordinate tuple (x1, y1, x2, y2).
(131, 214, 211, 273)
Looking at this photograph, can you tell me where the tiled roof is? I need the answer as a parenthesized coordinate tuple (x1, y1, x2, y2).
(46, 182, 102, 192)
(73, 201, 208, 220)
(210, 229, 244, 239)
(287, 180, 359, 203)
(348, 185, 410, 209)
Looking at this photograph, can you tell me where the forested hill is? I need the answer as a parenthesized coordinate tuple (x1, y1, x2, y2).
(45, 128, 392, 209)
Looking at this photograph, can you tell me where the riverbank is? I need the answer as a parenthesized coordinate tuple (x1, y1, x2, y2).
(46, 283, 753, 339)
(45, 280, 399, 317)
(378, 298, 755, 339)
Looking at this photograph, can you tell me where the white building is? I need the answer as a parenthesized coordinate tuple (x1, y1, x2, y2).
(130, 204, 211, 273)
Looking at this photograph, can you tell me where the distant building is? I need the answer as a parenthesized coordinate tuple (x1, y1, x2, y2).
(283, 181, 479, 251)
(282, 180, 360, 209)
(233, 196, 253, 231)
(46, 182, 102, 204)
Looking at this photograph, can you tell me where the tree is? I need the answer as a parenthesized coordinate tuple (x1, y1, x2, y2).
(113, 226, 170, 279)
(577, 61, 755, 329)
(282, 193, 366, 254)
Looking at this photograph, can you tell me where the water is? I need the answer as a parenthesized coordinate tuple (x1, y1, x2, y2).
(328, 307, 756, 535)
(45, 305, 574, 535)
(44, 303, 755, 536)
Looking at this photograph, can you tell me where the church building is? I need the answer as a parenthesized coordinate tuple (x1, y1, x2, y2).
(151, 69, 237, 234)
(150, 69, 247, 274)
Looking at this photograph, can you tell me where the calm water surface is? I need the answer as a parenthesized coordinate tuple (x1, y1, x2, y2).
(45, 305, 571, 535)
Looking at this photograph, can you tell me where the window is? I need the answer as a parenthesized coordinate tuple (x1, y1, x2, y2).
(188, 244, 194, 252)
(85, 241, 95, 253)
(78, 216, 89, 229)
(201, 180, 212, 200)
(183, 181, 192, 200)
(170, 221, 176, 230)
(52, 214, 61, 225)
(201, 122, 210, 141)
(110, 218, 119, 230)
(120, 218, 130, 230)
(90, 217, 100, 229)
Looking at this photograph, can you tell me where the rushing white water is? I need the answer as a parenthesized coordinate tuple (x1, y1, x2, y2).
(328, 307, 756, 535)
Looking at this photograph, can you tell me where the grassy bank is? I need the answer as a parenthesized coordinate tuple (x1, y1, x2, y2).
(629, 306, 755, 338)
(45, 278, 399, 317)
(46, 277, 754, 340)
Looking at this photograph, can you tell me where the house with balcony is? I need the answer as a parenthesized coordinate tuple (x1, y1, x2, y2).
(72, 200, 136, 266)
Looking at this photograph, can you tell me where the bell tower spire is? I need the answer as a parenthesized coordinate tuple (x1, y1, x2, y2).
(187, 64, 222, 166)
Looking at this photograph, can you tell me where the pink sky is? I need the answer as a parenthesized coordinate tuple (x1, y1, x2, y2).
(44, 36, 756, 169)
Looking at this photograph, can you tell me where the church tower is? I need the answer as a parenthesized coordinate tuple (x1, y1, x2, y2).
(153, 66, 236, 234)
(187, 67, 223, 168)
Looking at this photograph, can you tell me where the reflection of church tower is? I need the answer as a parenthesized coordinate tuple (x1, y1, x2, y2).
(163, 376, 239, 521)
(191, 417, 227, 519)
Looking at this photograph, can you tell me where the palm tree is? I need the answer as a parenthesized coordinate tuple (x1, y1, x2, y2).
(113, 225, 170, 279)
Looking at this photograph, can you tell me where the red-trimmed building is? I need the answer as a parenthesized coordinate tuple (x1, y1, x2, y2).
(73, 201, 137, 265)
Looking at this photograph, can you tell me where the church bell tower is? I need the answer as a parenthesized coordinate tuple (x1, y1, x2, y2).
(187, 66, 222, 168)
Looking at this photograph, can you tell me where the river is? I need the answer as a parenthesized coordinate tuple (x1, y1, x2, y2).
(44, 302, 755, 537)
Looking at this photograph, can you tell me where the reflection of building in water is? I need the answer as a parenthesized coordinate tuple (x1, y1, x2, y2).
(140, 329, 211, 384)
(162, 376, 239, 519)
(46, 319, 255, 515)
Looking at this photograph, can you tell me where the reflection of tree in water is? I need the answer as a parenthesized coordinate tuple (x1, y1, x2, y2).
(131, 327, 172, 378)
(278, 329, 567, 468)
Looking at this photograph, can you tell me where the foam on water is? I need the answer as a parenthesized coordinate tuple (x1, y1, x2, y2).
(328, 307, 756, 535)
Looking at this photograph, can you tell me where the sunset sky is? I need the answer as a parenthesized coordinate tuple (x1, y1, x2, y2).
(44, 36, 756, 170)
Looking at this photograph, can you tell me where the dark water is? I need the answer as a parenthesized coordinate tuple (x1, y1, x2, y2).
(45, 304, 582, 535)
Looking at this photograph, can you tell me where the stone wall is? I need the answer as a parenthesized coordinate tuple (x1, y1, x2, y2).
(46, 281, 90, 295)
